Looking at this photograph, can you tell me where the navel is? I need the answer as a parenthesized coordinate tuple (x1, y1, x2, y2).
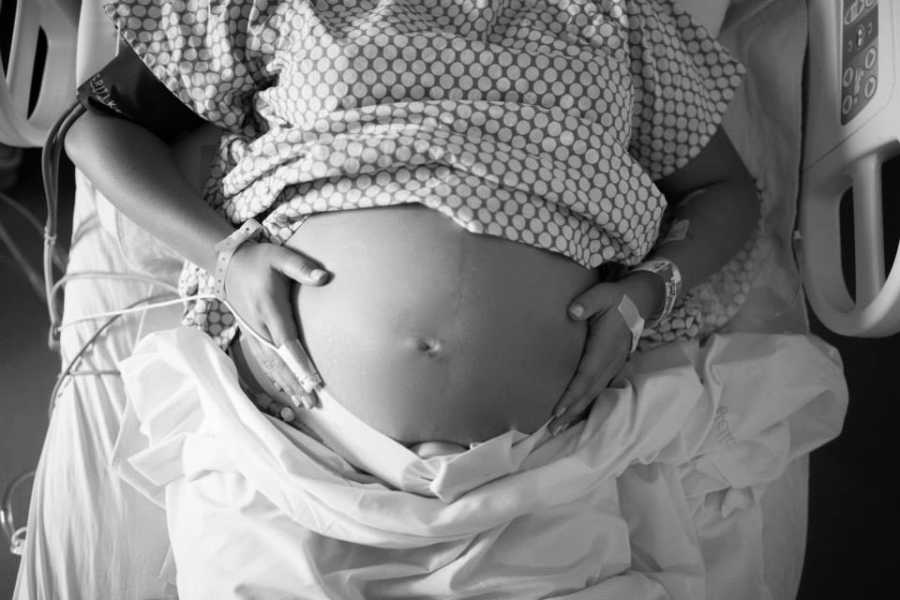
(413, 336, 444, 357)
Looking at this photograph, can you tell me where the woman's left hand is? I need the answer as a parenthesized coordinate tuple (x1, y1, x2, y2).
(548, 271, 665, 435)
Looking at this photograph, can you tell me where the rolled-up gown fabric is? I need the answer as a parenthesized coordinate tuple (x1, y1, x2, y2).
(103, 0, 754, 348)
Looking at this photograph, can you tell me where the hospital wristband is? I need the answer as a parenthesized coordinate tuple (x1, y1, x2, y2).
(616, 294, 644, 354)
(629, 258, 682, 324)
(213, 218, 263, 300)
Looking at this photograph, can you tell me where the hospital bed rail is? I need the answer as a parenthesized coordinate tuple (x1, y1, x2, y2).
(0, 0, 78, 147)
(801, 0, 900, 336)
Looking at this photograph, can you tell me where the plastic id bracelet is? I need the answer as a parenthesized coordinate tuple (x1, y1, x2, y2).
(616, 294, 645, 354)
(213, 219, 263, 300)
(630, 258, 682, 324)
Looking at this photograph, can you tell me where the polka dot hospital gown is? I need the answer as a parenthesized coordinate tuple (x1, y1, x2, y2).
(105, 0, 763, 350)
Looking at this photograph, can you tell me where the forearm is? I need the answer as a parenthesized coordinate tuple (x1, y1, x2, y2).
(65, 111, 232, 272)
(625, 179, 760, 320)
(649, 177, 760, 298)
(621, 129, 762, 320)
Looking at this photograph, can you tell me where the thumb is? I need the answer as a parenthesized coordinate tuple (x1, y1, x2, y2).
(568, 282, 625, 321)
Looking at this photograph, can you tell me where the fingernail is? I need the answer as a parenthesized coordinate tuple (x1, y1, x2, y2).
(554, 405, 567, 419)
(280, 407, 296, 422)
(302, 395, 316, 410)
(289, 394, 303, 408)
(310, 268, 329, 283)
(569, 304, 584, 319)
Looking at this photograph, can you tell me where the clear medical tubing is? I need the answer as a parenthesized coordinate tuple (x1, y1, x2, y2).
(41, 100, 85, 350)
(1, 471, 33, 556)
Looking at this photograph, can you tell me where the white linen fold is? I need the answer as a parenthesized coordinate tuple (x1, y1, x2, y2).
(112, 327, 846, 599)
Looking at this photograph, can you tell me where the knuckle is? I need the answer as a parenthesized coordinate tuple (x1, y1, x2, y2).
(292, 252, 313, 268)
(583, 285, 605, 302)
(584, 283, 613, 303)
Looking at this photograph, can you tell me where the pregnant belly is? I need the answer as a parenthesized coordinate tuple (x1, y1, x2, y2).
(239, 205, 599, 446)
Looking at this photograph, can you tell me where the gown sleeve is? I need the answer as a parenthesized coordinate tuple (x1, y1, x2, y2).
(626, 0, 745, 180)
(103, 0, 281, 134)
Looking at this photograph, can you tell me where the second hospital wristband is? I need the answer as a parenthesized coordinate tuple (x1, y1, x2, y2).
(213, 218, 263, 300)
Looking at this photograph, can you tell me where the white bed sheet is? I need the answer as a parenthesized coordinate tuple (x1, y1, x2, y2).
(113, 327, 845, 600)
(13, 0, 842, 598)
(12, 173, 178, 600)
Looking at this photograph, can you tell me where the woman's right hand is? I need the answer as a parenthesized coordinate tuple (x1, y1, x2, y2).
(224, 241, 331, 408)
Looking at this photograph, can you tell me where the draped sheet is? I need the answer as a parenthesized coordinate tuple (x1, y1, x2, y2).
(112, 327, 847, 599)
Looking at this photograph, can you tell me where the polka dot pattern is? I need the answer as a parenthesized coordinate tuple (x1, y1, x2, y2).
(106, 0, 746, 347)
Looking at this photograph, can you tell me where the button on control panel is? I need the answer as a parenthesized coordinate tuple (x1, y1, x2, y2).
(841, 0, 879, 124)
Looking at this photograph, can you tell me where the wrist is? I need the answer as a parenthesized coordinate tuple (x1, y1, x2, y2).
(214, 219, 263, 300)
(198, 219, 240, 272)
(620, 270, 666, 321)
(628, 257, 683, 323)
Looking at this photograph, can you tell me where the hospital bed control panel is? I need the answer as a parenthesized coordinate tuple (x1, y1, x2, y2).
(802, 0, 900, 337)
(841, 0, 879, 123)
